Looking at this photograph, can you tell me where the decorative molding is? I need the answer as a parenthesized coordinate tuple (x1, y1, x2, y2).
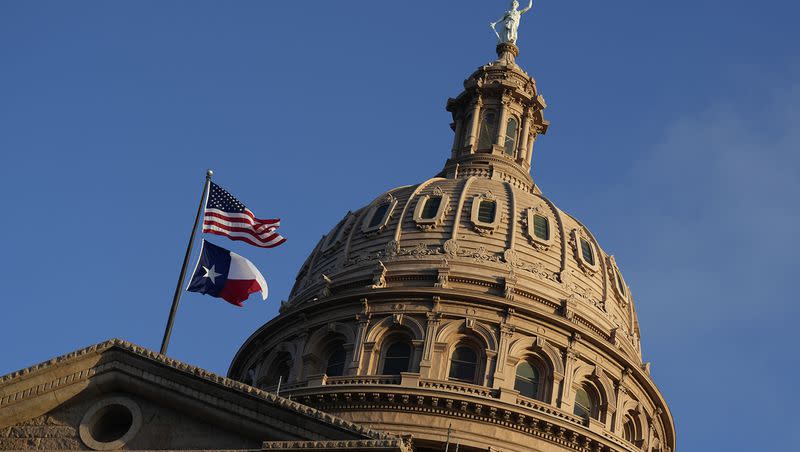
(362, 194, 398, 236)
(470, 192, 502, 236)
(521, 205, 554, 251)
(570, 228, 600, 277)
(412, 187, 451, 231)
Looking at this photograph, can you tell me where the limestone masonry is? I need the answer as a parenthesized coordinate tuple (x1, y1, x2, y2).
(0, 42, 675, 452)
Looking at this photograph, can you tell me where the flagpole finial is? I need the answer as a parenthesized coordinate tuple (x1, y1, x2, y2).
(206, 169, 214, 178)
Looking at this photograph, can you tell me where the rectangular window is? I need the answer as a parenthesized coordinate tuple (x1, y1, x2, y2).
(369, 203, 390, 228)
(477, 200, 497, 223)
(421, 197, 442, 219)
(580, 239, 595, 266)
(533, 214, 549, 240)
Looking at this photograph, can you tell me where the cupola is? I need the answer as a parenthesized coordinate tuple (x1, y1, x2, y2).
(442, 43, 549, 193)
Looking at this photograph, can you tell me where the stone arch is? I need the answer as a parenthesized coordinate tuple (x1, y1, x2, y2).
(254, 341, 299, 388)
(434, 319, 498, 352)
(363, 315, 425, 375)
(507, 336, 564, 375)
(302, 322, 357, 376)
(365, 314, 425, 344)
(571, 363, 617, 423)
(506, 336, 565, 403)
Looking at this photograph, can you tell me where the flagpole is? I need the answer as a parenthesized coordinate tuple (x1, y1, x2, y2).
(160, 169, 213, 355)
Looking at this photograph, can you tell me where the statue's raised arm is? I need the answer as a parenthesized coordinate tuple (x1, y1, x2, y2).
(490, 1, 534, 45)
(520, 0, 534, 14)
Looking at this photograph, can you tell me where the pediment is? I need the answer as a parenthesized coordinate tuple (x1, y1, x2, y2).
(0, 339, 403, 451)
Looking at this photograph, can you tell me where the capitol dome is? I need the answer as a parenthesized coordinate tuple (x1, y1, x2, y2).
(228, 43, 675, 452)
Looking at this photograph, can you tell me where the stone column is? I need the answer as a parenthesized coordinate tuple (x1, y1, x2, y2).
(559, 347, 580, 411)
(351, 298, 371, 374)
(492, 320, 515, 388)
(495, 93, 512, 150)
(419, 308, 442, 379)
(517, 108, 532, 163)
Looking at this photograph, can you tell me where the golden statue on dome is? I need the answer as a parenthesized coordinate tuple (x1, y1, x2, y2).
(490, 0, 534, 44)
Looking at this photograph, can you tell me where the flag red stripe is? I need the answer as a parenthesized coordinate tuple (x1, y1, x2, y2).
(203, 227, 287, 248)
(203, 218, 278, 237)
(203, 219, 282, 241)
(204, 210, 280, 227)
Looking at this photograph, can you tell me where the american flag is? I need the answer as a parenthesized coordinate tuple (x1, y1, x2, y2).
(202, 182, 286, 248)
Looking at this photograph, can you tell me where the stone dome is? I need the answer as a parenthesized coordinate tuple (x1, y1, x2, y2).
(229, 44, 674, 452)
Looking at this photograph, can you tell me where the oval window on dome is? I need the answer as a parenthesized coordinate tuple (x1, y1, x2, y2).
(533, 214, 549, 241)
(504, 117, 518, 156)
(420, 196, 441, 220)
(362, 196, 398, 234)
(477, 110, 497, 150)
(580, 238, 595, 266)
(369, 204, 390, 228)
(478, 200, 496, 223)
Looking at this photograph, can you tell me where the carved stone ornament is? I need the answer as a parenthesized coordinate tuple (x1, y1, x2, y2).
(520, 204, 553, 251)
(570, 228, 600, 277)
(606, 255, 629, 306)
(413, 187, 451, 231)
(443, 239, 460, 258)
(470, 191, 502, 236)
(361, 194, 398, 236)
(371, 260, 387, 289)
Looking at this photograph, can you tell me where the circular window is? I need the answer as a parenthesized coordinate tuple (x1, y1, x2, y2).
(79, 396, 141, 450)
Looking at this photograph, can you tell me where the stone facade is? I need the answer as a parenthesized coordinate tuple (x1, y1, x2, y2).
(228, 44, 675, 451)
(0, 41, 674, 452)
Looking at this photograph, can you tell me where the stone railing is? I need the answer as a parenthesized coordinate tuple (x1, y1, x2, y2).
(325, 375, 402, 386)
(418, 378, 498, 399)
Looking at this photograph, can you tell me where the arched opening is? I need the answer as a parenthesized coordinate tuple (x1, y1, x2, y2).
(573, 383, 599, 420)
(504, 117, 518, 156)
(623, 416, 636, 443)
(514, 361, 541, 400)
(448, 345, 479, 384)
(368, 203, 390, 229)
(477, 110, 498, 150)
(324, 341, 347, 377)
(381, 341, 412, 375)
(259, 352, 291, 389)
(580, 238, 595, 266)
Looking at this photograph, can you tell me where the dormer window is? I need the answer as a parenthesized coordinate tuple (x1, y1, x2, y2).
(471, 193, 501, 235)
(414, 188, 450, 231)
(477, 110, 498, 150)
(504, 117, 518, 156)
(580, 238, 595, 266)
(362, 195, 398, 234)
(478, 200, 496, 223)
(420, 196, 441, 219)
(525, 207, 553, 249)
(572, 228, 600, 275)
(533, 214, 549, 240)
(608, 255, 628, 301)
(368, 204, 389, 228)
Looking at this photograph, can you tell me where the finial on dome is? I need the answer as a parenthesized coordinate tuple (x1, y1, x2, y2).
(490, 0, 534, 46)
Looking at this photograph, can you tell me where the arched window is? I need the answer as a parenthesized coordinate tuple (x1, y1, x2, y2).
(514, 361, 540, 400)
(420, 196, 442, 220)
(580, 238, 595, 266)
(615, 270, 626, 296)
(448, 346, 478, 383)
(504, 117, 518, 156)
(325, 342, 347, 377)
(260, 352, 291, 389)
(573, 384, 598, 420)
(381, 341, 412, 375)
(477, 110, 498, 150)
(533, 214, 549, 241)
(460, 113, 472, 150)
(477, 200, 497, 223)
(368, 203, 390, 229)
(623, 416, 636, 442)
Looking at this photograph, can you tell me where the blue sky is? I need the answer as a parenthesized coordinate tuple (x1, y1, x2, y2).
(1, 1, 798, 449)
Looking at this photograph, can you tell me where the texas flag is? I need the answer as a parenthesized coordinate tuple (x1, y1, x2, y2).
(187, 240, 268, 307)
